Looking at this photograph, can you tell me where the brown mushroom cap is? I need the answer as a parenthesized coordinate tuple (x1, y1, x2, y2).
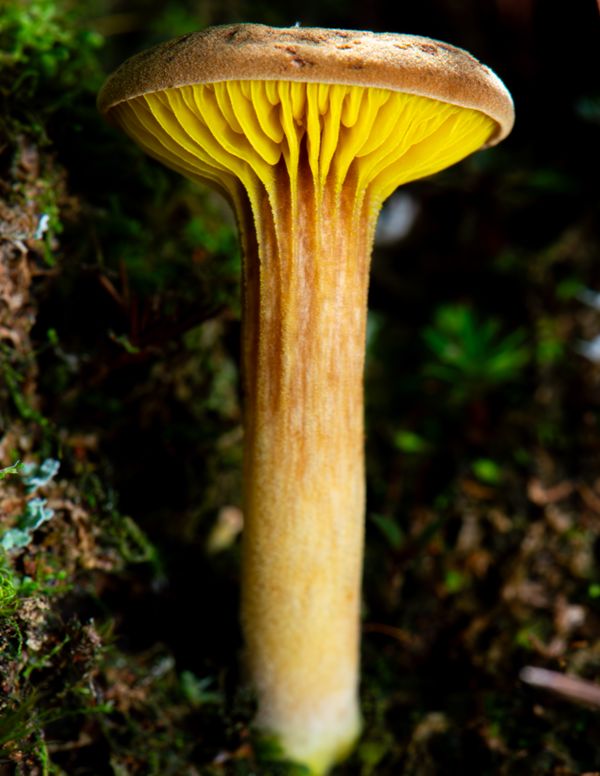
(98, 23, 514, 146)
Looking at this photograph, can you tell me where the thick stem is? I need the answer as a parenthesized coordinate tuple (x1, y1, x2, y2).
(239, 164, 376, 774)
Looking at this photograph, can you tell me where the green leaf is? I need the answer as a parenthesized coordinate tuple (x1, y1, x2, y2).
(444, 569, 467, 594)
(370, 513, 404, 549)
(0, 460, 21, 480)
(588, 584, 600, 599)
(423, 303, 530, 402)
(179, 671, 222, 707)
(393, 430, 430, 454)
(472, 458, 502, 485)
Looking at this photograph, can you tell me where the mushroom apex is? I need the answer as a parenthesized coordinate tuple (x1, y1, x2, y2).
(98, 24, 513, 144)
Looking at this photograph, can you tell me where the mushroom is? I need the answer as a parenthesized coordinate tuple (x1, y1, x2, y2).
(98, 24, 514, 775)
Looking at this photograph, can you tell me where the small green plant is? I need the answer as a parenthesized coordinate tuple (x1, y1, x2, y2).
(393, 429, 431, 455)
(369, 513, 404, 550)
(179, 671, 222, 707)
(0, 570, 18, 618)
(471, 458, 502, 485)
(423, 304, 530, 403)
(0, 0, 103, 81)
(0, 461, 21, 480)
(0, 347, 49, 428)
(535, 316, 565, 366)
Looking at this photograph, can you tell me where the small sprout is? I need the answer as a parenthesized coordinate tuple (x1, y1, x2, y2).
(588, 583, 600, 599)
(0, 570, 18, 616)
(369, 513, 404, 550)
(444, 569, 467, 594)
(424, 304, 529, 401)
(358, 739, 390, 772)
(472, 458, 502, 485)
(1, 360, 49, 426)
(0, 460, 21, 480)
(108, 332, 141, 354)
(514, 623, 544, 650)
(556, 277, 584, 301)
(535, 317, 565, 366)
(393, 430, 430, 455)
(180, 671, 222, 707)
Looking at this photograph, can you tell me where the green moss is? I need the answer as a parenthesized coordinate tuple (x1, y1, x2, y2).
(423, 304, 530, 403)
(0, 0, 104, 138)
(0, 350, 48, 428)
(0, 570, 18, 619)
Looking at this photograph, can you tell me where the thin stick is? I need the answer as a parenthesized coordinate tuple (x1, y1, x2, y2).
(520, 666, 600, 707)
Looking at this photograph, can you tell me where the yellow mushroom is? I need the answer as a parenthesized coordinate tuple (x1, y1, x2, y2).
(98, 24, 513, 775)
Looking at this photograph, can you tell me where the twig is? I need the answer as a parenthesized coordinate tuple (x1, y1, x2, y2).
(520, 666, 600, 707)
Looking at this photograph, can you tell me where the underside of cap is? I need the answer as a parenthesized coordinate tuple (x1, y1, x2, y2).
(111, 80, 496, 209)
(98, 24, 514, 145)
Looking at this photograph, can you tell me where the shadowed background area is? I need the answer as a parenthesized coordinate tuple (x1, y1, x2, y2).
(0, 0, 599, 773)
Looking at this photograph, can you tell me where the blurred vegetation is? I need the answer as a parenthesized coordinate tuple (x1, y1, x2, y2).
(1, 0, 599, 774)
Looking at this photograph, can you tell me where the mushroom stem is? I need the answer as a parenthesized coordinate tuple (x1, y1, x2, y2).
(239, 167, 373, 773)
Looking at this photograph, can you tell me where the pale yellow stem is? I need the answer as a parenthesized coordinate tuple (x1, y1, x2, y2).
(239, 167, 375, 774)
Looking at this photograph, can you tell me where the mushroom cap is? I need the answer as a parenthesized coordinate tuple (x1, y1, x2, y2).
(98, 24, 514, 146)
